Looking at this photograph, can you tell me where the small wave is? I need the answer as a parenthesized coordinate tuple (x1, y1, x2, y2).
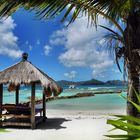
(3, 94, 14, 97)
(87, 87, 98, 90)
(20, 88, 28, 92)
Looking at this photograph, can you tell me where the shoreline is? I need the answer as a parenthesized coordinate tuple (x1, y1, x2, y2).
(46, 107, 126, 118)
(0, 108, 126, 140)
(1, 88, 126, 140)
(32, 90, 125, 105)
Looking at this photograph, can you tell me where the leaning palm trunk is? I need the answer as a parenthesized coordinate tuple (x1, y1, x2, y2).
(124, 11, 140, 117)
(127, 62, 139, 117)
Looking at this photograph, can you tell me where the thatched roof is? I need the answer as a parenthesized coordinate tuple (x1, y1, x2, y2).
(0, 53, 62, 96)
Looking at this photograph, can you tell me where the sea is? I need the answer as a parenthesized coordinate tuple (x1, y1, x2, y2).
(2, 85, 127, 111)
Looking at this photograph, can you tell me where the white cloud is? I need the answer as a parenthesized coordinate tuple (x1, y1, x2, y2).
(91, 60, 113, 78)
(25, 41, 29, 45)
(112, 68, 121, 74)
(49, 29, 66, 46)
(64, 71, 77, 79)
(44, 45, 52, 56)
(0, 17, 23, 58)
(29, 45, 32, 51)
(25, 41, 33, 51)
(49, 16, 114, 79)
(36, 40, 40, 45)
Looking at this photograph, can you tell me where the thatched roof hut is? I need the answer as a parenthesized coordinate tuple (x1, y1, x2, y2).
(0, 53, 62, 96)
(0, 53, 62, 129)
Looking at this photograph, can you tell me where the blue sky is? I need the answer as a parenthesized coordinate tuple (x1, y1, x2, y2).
(0, 9, 123, 82)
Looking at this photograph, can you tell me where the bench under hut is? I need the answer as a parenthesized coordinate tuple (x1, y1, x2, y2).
(0, 53, 62, 129)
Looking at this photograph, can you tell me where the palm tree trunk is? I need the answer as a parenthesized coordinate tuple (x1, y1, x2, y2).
(127, 62, 139, 117)
(124, 11, 140, 117)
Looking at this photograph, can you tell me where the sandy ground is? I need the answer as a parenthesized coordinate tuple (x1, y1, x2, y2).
(0, 109, 126, 140)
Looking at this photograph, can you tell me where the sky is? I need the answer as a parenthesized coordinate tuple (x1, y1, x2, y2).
(0, 9, 123, 82)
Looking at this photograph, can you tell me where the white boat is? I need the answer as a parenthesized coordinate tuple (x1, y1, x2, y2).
(69, 84, 76, 89)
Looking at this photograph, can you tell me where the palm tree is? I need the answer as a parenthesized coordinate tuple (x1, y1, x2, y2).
(0, 0, 140, 117)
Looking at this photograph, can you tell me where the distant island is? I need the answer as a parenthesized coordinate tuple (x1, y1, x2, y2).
(57, 79, 127, 87)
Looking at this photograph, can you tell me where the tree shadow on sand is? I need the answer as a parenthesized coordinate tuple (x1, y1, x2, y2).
(37, 118, 71, 130)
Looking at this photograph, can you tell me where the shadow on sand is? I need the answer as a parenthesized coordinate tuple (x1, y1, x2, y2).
(1, 118, 71, 130)
(37, 118, 71, 130)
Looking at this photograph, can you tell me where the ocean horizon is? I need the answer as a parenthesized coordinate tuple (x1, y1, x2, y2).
(3, 85, 127, 111)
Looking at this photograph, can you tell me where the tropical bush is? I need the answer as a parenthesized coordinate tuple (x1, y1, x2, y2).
(105, 91, 140, 140)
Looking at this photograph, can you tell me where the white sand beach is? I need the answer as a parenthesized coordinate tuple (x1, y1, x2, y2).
(0, 108, 126, 140)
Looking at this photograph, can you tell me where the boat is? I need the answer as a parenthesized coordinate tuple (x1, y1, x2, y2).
(69, 84, 76, 89)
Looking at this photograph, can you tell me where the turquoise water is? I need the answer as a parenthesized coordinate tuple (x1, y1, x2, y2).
(2, 85, 127, 110)
(47, 85, 127, 110)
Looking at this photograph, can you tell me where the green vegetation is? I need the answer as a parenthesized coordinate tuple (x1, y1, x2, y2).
(0, 129, 10, 132)
(80, 79, 105, 85)
(106, 80, 127, 86)
(57, 79, 104, 86)
(106, 115, 140, 140)
(57, 79, 126, 87)
(105, 92, 140, 140)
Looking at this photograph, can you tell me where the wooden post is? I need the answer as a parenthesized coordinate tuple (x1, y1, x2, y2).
(0, 84, 3, 126)
(43, 89, 46, 121)
(16, 85, 19, 105)
(31, 83, 35, 129)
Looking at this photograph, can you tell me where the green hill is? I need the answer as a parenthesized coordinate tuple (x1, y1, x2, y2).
(57, 79, 105, 87)
(105, 80, 127, 85)
(57, 79, 126, 87)
(80, 79, 105, 85)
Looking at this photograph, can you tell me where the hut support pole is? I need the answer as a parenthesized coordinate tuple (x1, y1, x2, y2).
(43, 91, 46, 121)
(31, 83, 36, 129)
(0, 84, 3, 126)
(16, 85, 19, 105)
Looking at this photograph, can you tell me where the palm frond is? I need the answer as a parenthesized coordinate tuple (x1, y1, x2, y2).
(99, 25, 124, 73)
(106, 90, 140, 139)
(115, 47, 122, 73)
(0, 0, 124, 34)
